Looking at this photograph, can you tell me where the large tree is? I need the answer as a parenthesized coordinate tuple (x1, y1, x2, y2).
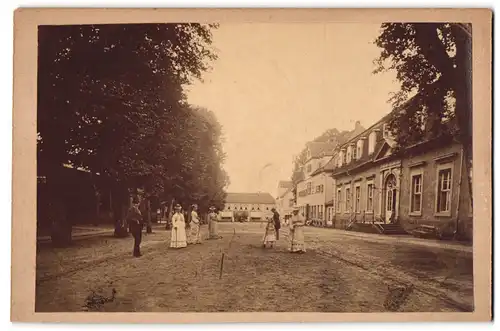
(373, 23, 473, 209)
(37, 23, 225, 243)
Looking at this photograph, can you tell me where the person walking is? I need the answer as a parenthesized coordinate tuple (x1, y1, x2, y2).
(126, 198, 143, 257)
(170, 204, 187, 249)
(271, 208, 281, 240)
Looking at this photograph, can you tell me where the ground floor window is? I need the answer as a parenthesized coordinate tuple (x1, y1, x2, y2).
(366, 181, 374, 212)
(436, 163, 453, 215)
(410, 169, 423, 215)
(354, 185, 361, 213)
(345, 187, 351, 212)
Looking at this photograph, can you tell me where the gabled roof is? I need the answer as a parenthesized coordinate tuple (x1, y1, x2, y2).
(277, 186, 294, 199)
(225, 192, 276, 204)
(306, 141, 337, 159)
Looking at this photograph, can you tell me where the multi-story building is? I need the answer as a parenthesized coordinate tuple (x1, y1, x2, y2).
(220, 192, 276, 222)
(295, 122, 365, 223)
(275, 181, 295, 220)
(329, 110, 473, 239)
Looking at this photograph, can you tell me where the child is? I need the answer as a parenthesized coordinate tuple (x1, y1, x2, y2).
(262, 217, 277, 248)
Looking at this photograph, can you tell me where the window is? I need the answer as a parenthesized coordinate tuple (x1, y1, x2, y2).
(342, 150, 347, 164)
(357, 140, 364, 159)
(352, 145, 357, 160)
(383, 124, 389, 138)
(368, 131, 376, 154)
(307, 182, 312, 195)
(345, 187, 351, 212)
(346, 146, 352, 163)
(436, 164, 453, 215)
(366, 181, 374, 212)
(307, 164, 312, 173)
(410, 170, 423, 215)
(336, 188, 342, 212)
(355, 185, 361, 213)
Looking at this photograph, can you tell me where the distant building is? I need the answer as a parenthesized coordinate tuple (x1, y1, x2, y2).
(277, 180, 294, 199)
(221, 192, 276, 222)
(276, 182, 295, 220)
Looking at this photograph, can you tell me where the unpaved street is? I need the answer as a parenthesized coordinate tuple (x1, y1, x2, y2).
(35, 222, 473, 312)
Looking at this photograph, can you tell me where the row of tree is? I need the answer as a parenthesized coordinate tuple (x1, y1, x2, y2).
(37, 24, 229, 245)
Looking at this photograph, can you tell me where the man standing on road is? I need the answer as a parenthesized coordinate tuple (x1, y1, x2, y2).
(127, 198, 143, 257)
(271, 208, 281, 240)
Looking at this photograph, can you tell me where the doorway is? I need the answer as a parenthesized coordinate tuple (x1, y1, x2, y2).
(384, 173, 397, 224)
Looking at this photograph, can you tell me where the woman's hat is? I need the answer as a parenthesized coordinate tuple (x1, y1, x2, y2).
(292, 205, 300, 211)
(209, 206, 216, 211)
(174, 204, 182, 209)
(192, 204, 198, 208)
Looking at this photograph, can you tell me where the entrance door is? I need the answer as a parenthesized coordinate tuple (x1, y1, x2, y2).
(384, 174, 397, 223)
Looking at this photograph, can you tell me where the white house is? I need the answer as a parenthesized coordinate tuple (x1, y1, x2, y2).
(221, 192, 276, 222)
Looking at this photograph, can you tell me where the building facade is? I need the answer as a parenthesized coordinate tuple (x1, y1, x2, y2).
(294, 122, 366, 223)
(329, 114, 473, 239)
(295, 141, 336, 222)
(276, 187, 295, 220)
(221, 192, 276, 222)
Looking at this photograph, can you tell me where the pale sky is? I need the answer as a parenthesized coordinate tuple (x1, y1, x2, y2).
(186, 23, 400, 197)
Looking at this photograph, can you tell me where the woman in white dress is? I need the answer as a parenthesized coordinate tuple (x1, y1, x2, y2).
(170, 204, 187, 248)
(188, 204, 202, 244)
(207, 206, 221, 239)
(289, 206, 306, 253)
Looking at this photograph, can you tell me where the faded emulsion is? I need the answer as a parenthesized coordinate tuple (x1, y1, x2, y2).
(35, 22, 474, 314)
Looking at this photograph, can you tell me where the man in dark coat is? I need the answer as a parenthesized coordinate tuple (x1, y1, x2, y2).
(271, 208, 281, 240)
(127, 198, 143, 257)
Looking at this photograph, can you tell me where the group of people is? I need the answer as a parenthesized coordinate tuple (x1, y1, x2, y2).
(169, 203, 222, 249)
(126, 199, 306, 257)
(262, 206, 306, 254)
(126, 200, 222, 257)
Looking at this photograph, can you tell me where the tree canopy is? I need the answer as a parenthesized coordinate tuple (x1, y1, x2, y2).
(373, 23, 472, 148)
(373, 23, 473, 206)
(37, 23, 228, 211)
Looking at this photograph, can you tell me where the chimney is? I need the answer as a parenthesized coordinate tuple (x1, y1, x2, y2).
(355, 121, 362, 131)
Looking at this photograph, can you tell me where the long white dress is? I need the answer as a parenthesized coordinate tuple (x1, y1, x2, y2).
(170, 212, 187, 248)
(207, 211, 221, 239)
(188, 210, 202, 244)
(262, 219, 277, 246)
(289, 214, 306, 252)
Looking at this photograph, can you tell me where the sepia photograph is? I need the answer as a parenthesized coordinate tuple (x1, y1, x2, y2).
(11, 8, 492, 323)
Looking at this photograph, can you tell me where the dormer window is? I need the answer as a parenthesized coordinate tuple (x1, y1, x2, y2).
(342, 150, 347, 164)
(383, 124, 391, 139)
(346, 146, 352, 163)
(352, 144, 357, 160)
(307, 164, 312, 173)
(357, 139, 364, 159)
(368, 131, 376, 154)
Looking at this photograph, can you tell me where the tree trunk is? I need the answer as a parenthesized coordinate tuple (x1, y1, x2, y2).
(165, 198, 174, 230)
(50, 198, 72, 247)
(146, 199, 153, 233)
